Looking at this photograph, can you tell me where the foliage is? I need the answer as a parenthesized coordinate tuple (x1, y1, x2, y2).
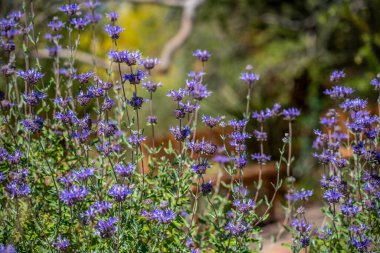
(0, 1, 298, 252)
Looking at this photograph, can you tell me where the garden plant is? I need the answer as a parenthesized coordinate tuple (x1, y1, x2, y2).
(0, 1, 379, 253)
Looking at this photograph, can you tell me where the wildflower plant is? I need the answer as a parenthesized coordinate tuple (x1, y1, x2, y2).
(287, 70, 380, 252)
(0, 1, 301, 252)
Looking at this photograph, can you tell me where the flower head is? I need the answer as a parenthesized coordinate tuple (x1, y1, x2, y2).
(52, 235, 70, 252)
(59, 4, 80, 16)
(104, 24, 124, 39)
(115, 163, 135, 177)
(330, 70, 345, 83)
(324, 86, 353, 99)
(59, 185, 88, 206)
(17, 69, 44, 85)
(193, 49, 210, 62)
(240, 72, 260, 86)
(109, 184, 133, 202)
(106, 12, 119, 22)
(282, 108, 301, 121)
(95, 217, 118, 238)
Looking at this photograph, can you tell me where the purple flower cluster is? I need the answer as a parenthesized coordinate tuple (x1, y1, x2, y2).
(59, 185, 88, 206)
(94, 217, 118, 238)
(108, 184, 133, 202)
(142, 208, 176, 224)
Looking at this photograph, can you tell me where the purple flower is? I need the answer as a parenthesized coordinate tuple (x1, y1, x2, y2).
(0, 244, 17, 253)
(201, 180, 213, 195)
(193, 49, 211, 62)
(142, 80, 162, 92)
(85, 13, 102, 24)
(232, 199, 255, 213)
(59, 185, 88, 206)
(106, 12, 119, 22)
(170, 126, 191, 142)
(0, 40, 16, 52)
(104, 24, 124, 39)
(228, 119, 248, 131)
(188, 140, 217, 155)
(123, 50, 142, 66)
(201, 115, 223, 128)
(174, 108, 186, 119)
(291, 218, 311, 248)
(124, 70, 145, 85)
(54, 110, 77, 124)
(7, 180, 30, 198)
(128, 133, 146, 147)
(58, 173, 74, 188)
(128, 92, 144, 110)
(0, 148, 8, 163)
(253, 130, 267, 142)
(370, 76, 380, 90)
(96, 141, 120, 157)
(52, 235, 70, 252)
(59, 4, 80, 16)
(23, 90, 46, 106)
(115, 163, 135, 177)
(341, 199, 360, 217)
(351, 237, 371, 253)
(91, 201, 113, 215)
(60, 68, 76, 78)
(225, 220, 249, 236)
(330, 70, 345, 82)
(88, 85, 105, 97)
(48, 17, 65, 31)
(78, 114, 92, 130)
(0, 172, 5, 181)
(213, 155, 230, 164)
(180, 101, 199, 113)
(109, 184, 133, 202)
(323, 188, 344, 203)
(240, 72, 260, 86)
(150, 208, 176, 224)
(7, 11, 23, 22)
(101, 97, 115, 111)
(77, 90, 94, 106)
(74, 71, 94, 84)
(229, 131, 251, 146)
(108, 50, 124, 63)
(45, 33, 63, 42)
(288, 189, 313, 202)
(251, 153, 271, 165)
(340, 98, 367, 112)
(84, 1, 101, 9)
(282, 108, 301, 121)
(167, 88, 186, 101)
(47, 45, 61, 57)
(324, 86, 353, 99)
(315, 227, 332, 240)
(191, 160, 210, 175)
(20, 116, 44, 133)
(8, 150, 22, 165)
(143, 57, 159, 70)
(233, 154, 248, 169)
(252, 110, 272, 123)
(70, 17, 90, 30)
(147, 115, 158, 125)
(98, 121, 118, 137)
(95, 217, 118, 238)
(188, 82, 210, 100)
(17, 69, 44, 85)
(72, 167, 95, 182)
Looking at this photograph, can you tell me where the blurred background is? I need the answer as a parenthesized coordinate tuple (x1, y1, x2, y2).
(2, 0, 380, 199)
